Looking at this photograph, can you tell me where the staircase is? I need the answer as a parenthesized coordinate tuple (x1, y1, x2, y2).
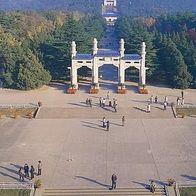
(42, 187, 167, 196)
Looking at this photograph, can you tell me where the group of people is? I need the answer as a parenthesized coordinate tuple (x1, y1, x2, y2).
(147, 95, 169, 113)
(18, 161, 42, 181)
(99, 92, 118, 112)
(85, 91, 118, 112)
(102, 117, 110, 131)
(102, 116, 125, 131)
(147, 91, 186, 113)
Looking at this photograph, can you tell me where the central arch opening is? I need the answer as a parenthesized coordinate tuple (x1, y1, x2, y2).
(99, 64, 118, 81)
(99, 64, 118, 91)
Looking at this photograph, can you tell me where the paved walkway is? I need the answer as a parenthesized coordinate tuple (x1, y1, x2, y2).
(0, 83, 196, 189)
(37, 105, 173, 119)
(0, 118, 196, 188)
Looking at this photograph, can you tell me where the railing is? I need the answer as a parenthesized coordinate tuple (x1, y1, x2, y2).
(0, 182, 34, 189)
(177, 180, 196, 187)
(175, 181, 196, 196)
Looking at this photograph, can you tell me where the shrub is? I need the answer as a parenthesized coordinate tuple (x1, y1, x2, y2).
(34, 179, 42, 189)
(168, 178, 175, 186)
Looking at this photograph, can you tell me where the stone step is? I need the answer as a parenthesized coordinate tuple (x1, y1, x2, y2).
(43, 188, 166, 196)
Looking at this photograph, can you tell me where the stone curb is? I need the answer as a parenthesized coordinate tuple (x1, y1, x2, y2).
(34, 107, 41, 119)
(171, 103, 177, 118)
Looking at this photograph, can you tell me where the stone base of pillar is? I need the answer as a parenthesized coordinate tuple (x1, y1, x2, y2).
(67, 83, 78, 94)
(138, 84, 148, 94)
(89, 83, 99, 94)
(67, 87, 77, 94)
(117, 84, 127, 94)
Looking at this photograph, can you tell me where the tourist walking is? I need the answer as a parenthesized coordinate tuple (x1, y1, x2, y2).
(150, 180, 156, 193)
(155, 96, 158, 103)
(177, 97, 180, 106)
(181, 97, 185, 106)
(181, 90, 184, 98)
(103, 117, 106, 128)
(38, 161, 42, 176)
(163, 101, 167, 110)
(113, 103, 117, 112)
(146, 103, 151, 113)
(24, 163, 29, 178)
(86, 98, 89, 107)
(102, 98, 106, 108)
(122, 116, 125, 126)
(99, 97, 102, 107)
(18, 167, 24, 181)
(111, 174, 117, 190)
(150, 95, 154, 103)
(165, 96, 168, 105)
(89, 98, 92, 107)
(113, 99, 117, 106)
(106, 121, 110, 131)
(107, 91, 110, 99)
(109, 100, 112, 107)
(30, 165, 35, 180)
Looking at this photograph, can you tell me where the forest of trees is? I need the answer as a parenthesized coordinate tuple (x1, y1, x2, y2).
(0, 11, 105, 90)
(0, 11, 196, 90)
(115, 12, 196, 89)
(1, 0, 196, 16)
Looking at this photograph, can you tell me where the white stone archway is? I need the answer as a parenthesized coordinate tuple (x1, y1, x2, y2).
(70, 38, 147, 90)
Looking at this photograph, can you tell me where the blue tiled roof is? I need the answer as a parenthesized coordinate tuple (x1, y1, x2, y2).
(74, 54, 92, 60)
(124, 54, 141, 60)
(103, 12, 118, 17)
(96, 49, 119, 57)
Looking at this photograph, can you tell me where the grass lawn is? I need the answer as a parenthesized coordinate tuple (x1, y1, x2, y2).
(0, 107, 37, 119)
(0, 189, 30, 196)
(176, 106, 196, 117)
(179, 187, 196, 196)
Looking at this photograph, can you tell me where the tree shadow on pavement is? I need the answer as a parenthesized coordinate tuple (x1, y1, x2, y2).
(133, 106, 146, 113)
(0, 171, 21, 182)
(153, 106, 165, 111)
(110, 122, 122, 127)
(181, 174, 196, 181)
(68, 102, 88, 107)
(131, 99, 148, 104)
(0, 166, 18, 175)
(82, 125, 106, 131)
(75, 176, 110, 189)
(152, 179, 167, 186)
(132, 181, 149, 189)
(49, 82, 69, 93)
(81, 121, 102, 127)
(10, 163, 22, 169)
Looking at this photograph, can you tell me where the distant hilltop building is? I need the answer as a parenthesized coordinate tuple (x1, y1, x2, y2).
(102, 0, 118, 25)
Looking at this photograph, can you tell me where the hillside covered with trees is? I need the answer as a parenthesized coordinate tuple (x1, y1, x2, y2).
(0, 0, 196, 16)
(0, 10, 196, 90)
(0, 11, 105, 90)
(115, 12, 196, 89)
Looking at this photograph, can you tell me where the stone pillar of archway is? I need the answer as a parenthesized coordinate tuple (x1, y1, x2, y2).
(119, 39, 125, 85)
(119, 60, 125, 84)
(92, 38, 99, 88)
(139, 42, 146, 85)
(71, 41, 78, 89)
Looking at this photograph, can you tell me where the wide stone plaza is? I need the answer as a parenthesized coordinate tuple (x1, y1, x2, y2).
(0, 81, 196, 191)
